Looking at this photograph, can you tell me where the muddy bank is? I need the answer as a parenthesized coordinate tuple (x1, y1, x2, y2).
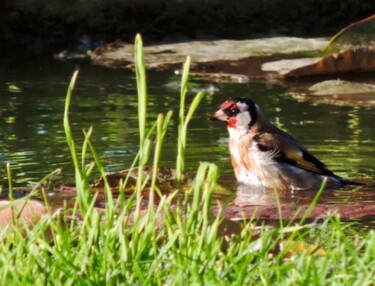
(44, 169, 375, 221)
(1, 0, 374, 56)
(1, 168, 374, 227)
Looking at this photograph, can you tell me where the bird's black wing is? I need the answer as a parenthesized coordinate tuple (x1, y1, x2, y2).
(254, 132, 336, 177)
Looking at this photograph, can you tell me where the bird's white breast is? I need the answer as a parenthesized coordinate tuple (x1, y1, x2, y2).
(228, 127, 308, 190)
(228, 128, 266, 188)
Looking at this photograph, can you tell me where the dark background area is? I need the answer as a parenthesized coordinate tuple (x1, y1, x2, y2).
(0, 0, 375, 57)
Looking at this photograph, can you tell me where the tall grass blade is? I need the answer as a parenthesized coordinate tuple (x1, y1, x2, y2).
(134, 34, 147, 149)
(134, 34, 148, 222)
(63, 70, 91, 214)
(176, 56, 191, 183)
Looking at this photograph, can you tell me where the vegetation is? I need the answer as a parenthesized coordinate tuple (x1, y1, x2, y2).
(0, 35, 374, 285)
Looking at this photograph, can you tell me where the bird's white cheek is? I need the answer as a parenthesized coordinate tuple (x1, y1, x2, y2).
(236, 102, 250, 112)
(236, 112, 251, 128)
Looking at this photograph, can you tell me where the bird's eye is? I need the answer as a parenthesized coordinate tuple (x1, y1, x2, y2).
(229, 108, 237, 115)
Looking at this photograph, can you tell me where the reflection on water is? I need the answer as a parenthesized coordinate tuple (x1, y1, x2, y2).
(0, 60, 374, 217)
(234, 181, 375, 207)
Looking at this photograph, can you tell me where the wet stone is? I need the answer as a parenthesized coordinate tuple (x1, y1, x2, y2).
(0, 200, 48, 228)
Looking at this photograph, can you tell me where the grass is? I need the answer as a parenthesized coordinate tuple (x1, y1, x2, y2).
(0, 34, 374, 285)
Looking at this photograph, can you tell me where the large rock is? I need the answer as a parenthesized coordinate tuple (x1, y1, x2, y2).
(91, 37, 327, 69)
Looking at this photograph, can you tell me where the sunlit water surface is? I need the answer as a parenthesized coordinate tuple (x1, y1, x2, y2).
(0, 60, 374, 228)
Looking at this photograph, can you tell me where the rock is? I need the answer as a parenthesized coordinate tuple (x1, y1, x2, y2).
(91, 37, 327, 69)
(0, 200, 48, 228)
(309, 80, 375, 95)
(285, 79, 375, 107)
(262, 58, 321, 74)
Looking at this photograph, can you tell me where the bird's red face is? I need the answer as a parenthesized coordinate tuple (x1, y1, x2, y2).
(209, 99, 241, 128)
(209, 98, 258, 129)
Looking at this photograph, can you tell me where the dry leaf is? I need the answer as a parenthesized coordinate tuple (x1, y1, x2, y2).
(283, 46, 375, 78)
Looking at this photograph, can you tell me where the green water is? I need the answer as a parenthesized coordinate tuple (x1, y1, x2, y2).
(0, 60, 374, 207)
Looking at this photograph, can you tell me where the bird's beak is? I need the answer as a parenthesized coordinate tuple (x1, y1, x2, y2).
(209, 109, 228, 122)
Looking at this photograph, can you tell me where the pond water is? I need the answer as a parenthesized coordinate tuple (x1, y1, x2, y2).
(0, 59, 374, 218)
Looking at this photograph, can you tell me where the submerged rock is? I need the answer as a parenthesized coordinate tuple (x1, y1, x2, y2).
(309, 80, 375, 95)
(285, 79, 375, 107)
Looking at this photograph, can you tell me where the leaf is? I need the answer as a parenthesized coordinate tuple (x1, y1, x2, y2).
(282, 46, 375, 78)
(264, 14, 375, 78)
(280, 240, 326, 259)
(323, 14, 375, 53)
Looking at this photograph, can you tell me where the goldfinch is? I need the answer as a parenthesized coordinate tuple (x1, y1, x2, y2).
(209, 97, 357, 191)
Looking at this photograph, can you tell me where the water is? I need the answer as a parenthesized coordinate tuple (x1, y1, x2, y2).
(0, 60, 374, 218)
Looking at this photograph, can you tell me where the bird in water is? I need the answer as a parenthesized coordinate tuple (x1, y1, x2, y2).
(209, 97, 359, 191)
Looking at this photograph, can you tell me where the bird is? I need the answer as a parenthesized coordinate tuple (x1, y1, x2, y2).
(209, 97, 358, 191)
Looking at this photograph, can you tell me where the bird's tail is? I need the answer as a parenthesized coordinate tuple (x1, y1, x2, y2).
(338, 176, 365, 186)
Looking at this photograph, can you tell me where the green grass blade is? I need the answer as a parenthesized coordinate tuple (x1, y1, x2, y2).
(176, 56, 191, 183)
